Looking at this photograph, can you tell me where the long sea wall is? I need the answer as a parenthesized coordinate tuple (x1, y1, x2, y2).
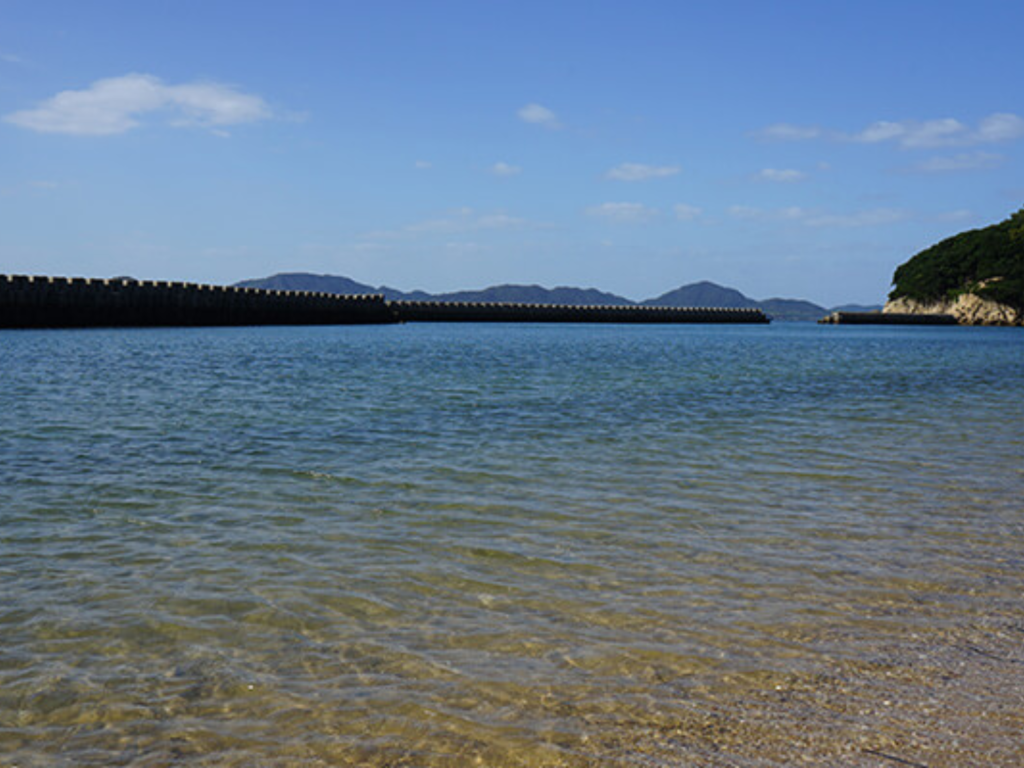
(392, 300, 768, 323)
(0, 275, 396, 328)
(818, 311, 958, 325)
(0, 274, 770, 328)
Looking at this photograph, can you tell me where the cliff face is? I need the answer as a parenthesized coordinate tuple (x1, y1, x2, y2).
(884, 293, 1022, 326)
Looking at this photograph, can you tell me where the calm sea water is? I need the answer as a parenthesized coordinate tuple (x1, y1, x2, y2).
(1, 323, 1022, 766)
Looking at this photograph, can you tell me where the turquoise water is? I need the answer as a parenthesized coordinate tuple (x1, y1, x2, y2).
(1, 323, 1023, 766)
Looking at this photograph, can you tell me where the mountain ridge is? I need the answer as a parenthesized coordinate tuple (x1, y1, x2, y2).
(234, 272, 878, 321)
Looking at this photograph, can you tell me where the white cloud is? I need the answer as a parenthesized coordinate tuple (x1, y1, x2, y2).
(414, 160, 432, 170)
(849, 120, 913, 144)
(165, 80, 270, 128)
(606, 163, 680, 181)
(728, 205, 763, 220)
(802, 208, 907, 228)
(366, 208, 527, 239)
(475, 213, 524, 228)
(727, 205, 904, 228)
(976, 113, 1024, 143)
(586, 202, 658, 222)
(518, 103, 560, 128)
(674, 203, 703, 221)
(755, 112, 1024, 150)
(444, 241, 487, 255)
(936, 209, 975, 223)
(728, 205, 805, 221)
(490, 161, 521, 176)
(911, 152, 1004, 173)
(3, 73, 272, 136)
(848, 118, 970, 148)
(902, 119, 969, 148)
(754, 168, 806, 183)
(1, 52, 24, 64)
(755, 123, 822, 141)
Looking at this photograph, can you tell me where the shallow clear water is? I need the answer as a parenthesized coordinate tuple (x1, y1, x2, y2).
(1, 323, 1022, 766)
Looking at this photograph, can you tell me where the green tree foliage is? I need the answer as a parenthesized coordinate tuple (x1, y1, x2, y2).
(889, 207, 1024, 309)
(1010, 207, 1024, 243)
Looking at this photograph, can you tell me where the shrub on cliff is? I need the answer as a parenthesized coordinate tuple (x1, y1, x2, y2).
(889, 207, 1024, 310)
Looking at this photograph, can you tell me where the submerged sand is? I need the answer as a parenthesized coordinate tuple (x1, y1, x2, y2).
(562, 617, 1024, 767)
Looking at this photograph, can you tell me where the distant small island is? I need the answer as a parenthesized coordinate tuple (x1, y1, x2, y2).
(885, 207, 1023, 325)
(235, 275, 878, 322)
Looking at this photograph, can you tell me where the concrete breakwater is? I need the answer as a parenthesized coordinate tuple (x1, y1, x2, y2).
(818, 311, 958, 325)
(0, 274, 770, 328)
(390, 300, 768, 324)
(0, 275, 395, 328)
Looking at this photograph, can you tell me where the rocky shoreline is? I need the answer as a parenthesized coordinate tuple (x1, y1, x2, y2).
(884, 294, 1022, 326)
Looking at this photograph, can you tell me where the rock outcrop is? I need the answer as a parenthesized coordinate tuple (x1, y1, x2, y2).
(884, 293, 1021, 326)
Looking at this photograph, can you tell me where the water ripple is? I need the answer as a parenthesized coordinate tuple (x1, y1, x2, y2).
(2, 323, 1023, 765)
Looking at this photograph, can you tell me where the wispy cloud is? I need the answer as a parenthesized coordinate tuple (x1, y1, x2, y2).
(363, 208, 528, 240)
(801, 208, 907, 228)
(517, 103, 560, 129)
(910, 152, 1005, 173)
(754, 123, 822, 141)
(3, 73, 273, 136)
(606, 163, 680, 181)
(406, 212, 525, 234)
(1, 52, 24, 64)
(754, 168, 806, 183)
(976, 113, 1024, 142)
(728, 205, 806, 222)
(474, 213, 524, 228)
(936, 209, 975, 223)
(586, 202, 658, 222)
(444, 241, 487, 256)
(414, 160, 432, 170)
(847, 118, 966, 148)
(674, 204, 703, 221)
(728, 205, 907, 228)
(754, 112, 1024, 149)
(490, 161, 521, 176)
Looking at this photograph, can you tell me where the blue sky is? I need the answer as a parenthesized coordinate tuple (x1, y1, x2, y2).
(2, 1, 1022, 305)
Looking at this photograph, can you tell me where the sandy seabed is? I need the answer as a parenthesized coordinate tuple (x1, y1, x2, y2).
(567, 617, 1024, 768)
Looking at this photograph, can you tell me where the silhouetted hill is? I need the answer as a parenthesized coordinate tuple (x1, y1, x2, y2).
(235, 274, 631, 305)
(236, 273, 377, 294)
(643, 281, 829, 321)
(234, 273, 860, 320)
(234, 273, 433, 301)
(431, 284, 633, 305)
(757, 298, 830, 322)
(643, 281, 757, 309)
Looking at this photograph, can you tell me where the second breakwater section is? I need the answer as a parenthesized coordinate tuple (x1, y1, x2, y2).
(0, 275, 770, 328)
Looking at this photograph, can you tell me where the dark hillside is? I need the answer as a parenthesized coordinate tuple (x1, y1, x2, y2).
(235, 273, 378, 294)
(758, 298, 829, 322)
(433, 284, 633, 305)
(889, 208, 1024, 310)
(643, 281, 757, 308)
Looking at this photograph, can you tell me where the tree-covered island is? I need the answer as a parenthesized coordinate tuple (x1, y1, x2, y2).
(886, 207, 1024, 324)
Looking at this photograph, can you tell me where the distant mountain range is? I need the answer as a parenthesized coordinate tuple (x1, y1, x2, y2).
(234, 273, 881, 321)
(234, 273, 631, 305)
